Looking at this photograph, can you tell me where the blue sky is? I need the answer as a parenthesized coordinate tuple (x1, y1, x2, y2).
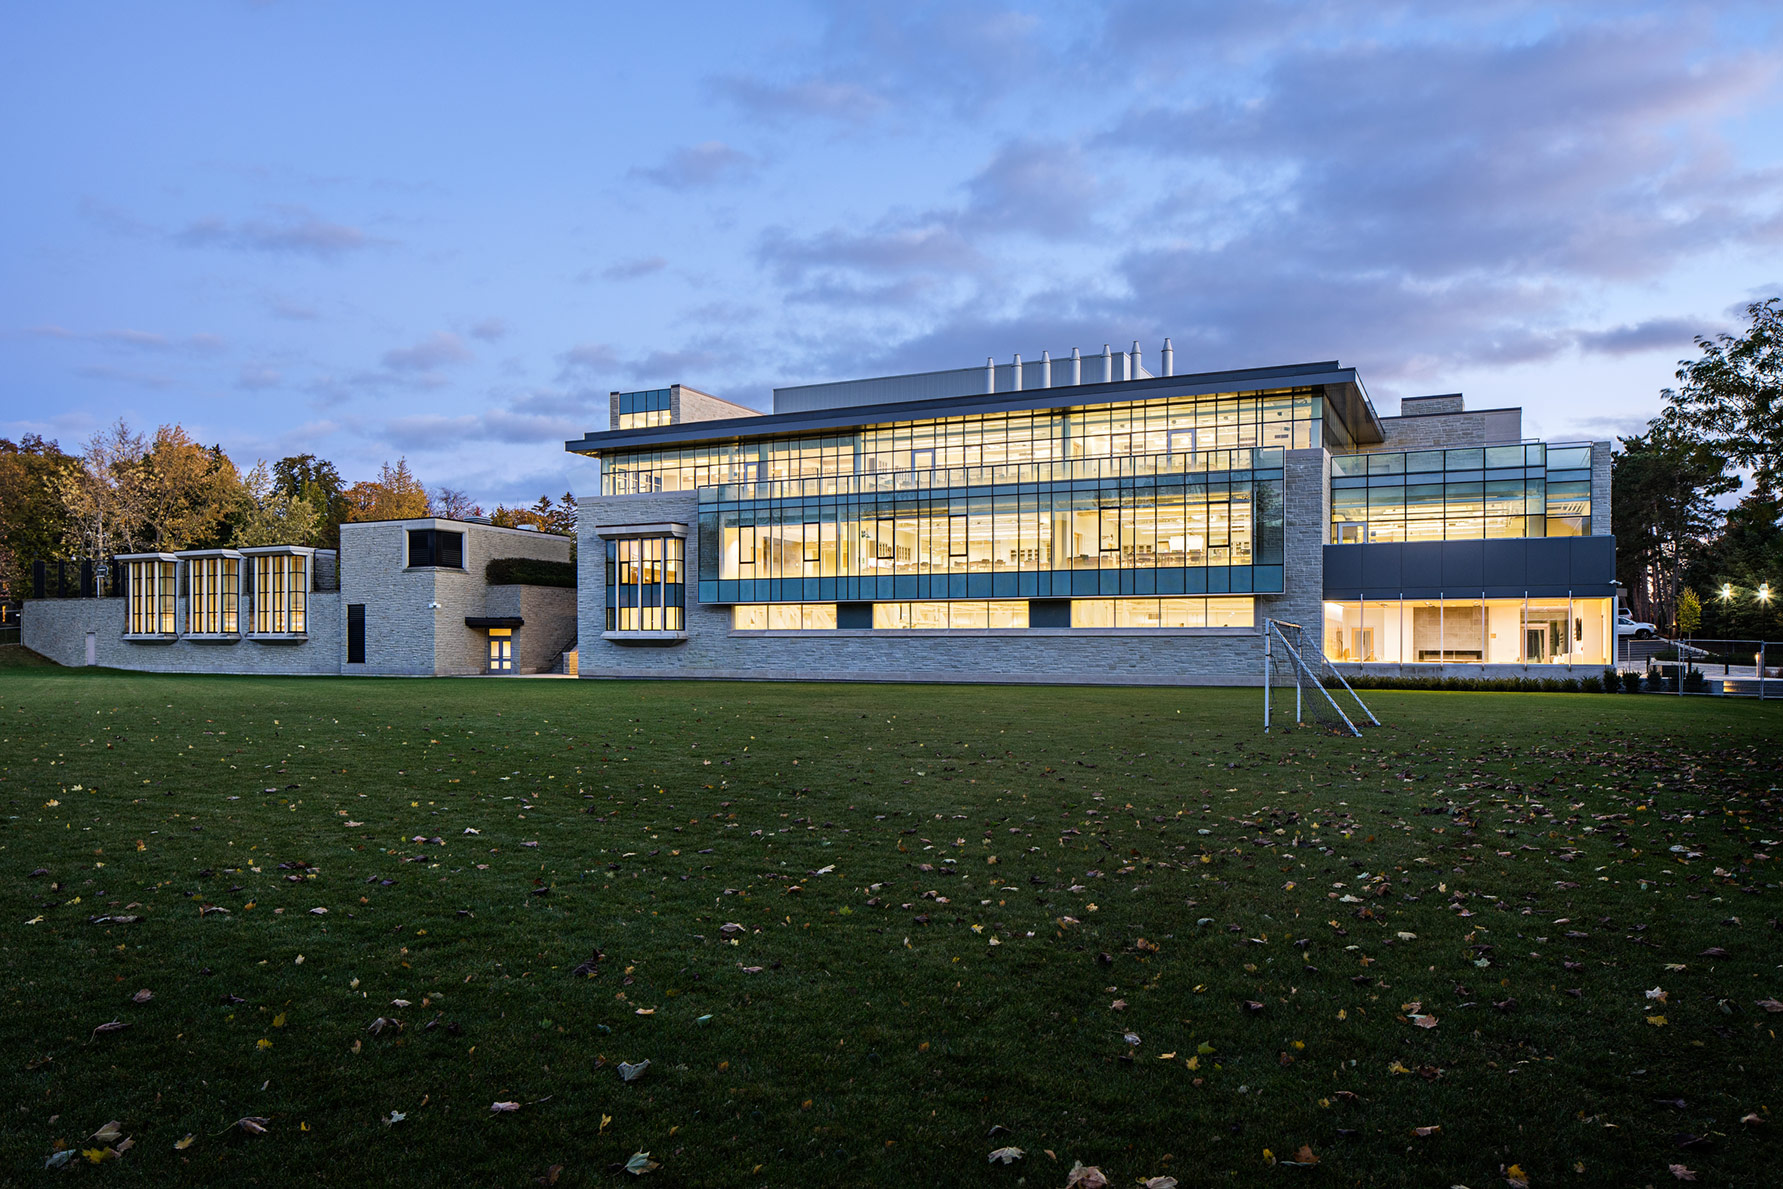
(4, 1, 1782, 506)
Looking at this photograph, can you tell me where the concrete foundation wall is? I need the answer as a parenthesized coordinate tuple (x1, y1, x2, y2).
(24, 595, 343, 675)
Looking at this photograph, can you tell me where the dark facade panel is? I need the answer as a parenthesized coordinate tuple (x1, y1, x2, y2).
(1325, 537, 1618, 599)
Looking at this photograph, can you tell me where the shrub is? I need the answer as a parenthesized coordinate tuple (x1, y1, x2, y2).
(485, 557, 576, 587)
(1620, 670, 1643, 694)
(1602, 667, 1620, 692)
(1682, 668, 1709, 693)
(1580, 676, 1603, 693)
(1644, 669, 1671, 693)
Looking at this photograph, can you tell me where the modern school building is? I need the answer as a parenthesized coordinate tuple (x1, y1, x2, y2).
(568, 345, 1615, 685)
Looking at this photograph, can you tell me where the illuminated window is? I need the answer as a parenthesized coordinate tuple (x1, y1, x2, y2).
(123, 557, 177, 636)
(185, 554, 240, 635)
(605, 535, 685, 633)
(248, 552, 308, 634)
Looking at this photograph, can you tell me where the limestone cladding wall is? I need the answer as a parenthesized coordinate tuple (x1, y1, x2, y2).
(579, 463, 1331, 685)
(483, 584, 577, 673)
(676, 387, 762, 424)
(1591, 441, 1613, 537)
(23, 595, 343, 674)
(1365, 410, 1515, 451)
(338, 522, 438, 675)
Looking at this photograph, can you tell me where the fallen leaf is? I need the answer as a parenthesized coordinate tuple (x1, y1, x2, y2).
(130, 989, 153, 1004)
(1143, 1178, 1179, 1189)
(1670, 1164, 1698, 1181)
(174, 1134, 195, 1151)
(625, 1151, 659, 1175)
(619, 1060, 650, 1082)
(384, 1111, 406, 1125)
(90, 1121, 123, 1144)
(1506, 1163, 1529, 1188)
(1756, 998, 1783, 1013)
(1283, 1145, 1319, 1165)
(988, 1146, 1024, 1164)
(1412, 1125, 1441, 1136)
(1647, 1015, 1668, 1027)
(1412, 1014, 1439, 1029)
(235, 1117, 269, 1135)
(83, 1147, 116, 1165)
(44, 1150, 75, 1170)
(89, 1020, 130, 1041)
(391, 999, 411, 1008)
(490, 1102, 520, 1113)
(538, 1164, 563, 1185)
(1646, 987, 1669, 1003)
(1065, 1162, 1110, 1188)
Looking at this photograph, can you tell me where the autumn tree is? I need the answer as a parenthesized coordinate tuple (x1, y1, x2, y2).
(59, 419, 151, 557)
(428, 486, 482, 520)
(233, 461, 323, 548)
(137, 426, 244, 549)
(490, 491, 576, 535)
(0, 435, 81, 595)
(343, 459, 429, 522)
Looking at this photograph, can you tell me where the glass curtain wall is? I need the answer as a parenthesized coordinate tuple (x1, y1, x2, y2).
(617, 389, 671, 430)
(1323, 598, 1611, 665)
(186, 556, 239, 635)
(1330, 443, 1593, 543)
(601, 388, 1323, 494)
(605, 536, 686, 631)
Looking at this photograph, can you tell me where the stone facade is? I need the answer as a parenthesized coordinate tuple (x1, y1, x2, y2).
(23, 517, 573, 677)
(25, 593, 343, 674)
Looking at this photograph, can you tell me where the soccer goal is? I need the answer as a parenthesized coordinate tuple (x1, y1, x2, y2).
(1263, 619, 1379, 737)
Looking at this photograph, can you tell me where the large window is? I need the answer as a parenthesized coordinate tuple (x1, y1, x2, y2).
(186, 555, 240, 635)
(729, 597, 1252, 631)
(1330, 443, 1593, 543)
(1323, 597, 1611, 665)
(408, 529, 464, 569)
(125, 559, 176, 636)
(617, 388, 672, 430)
(599, 387, 1324, 494)
(606, 535, 685, 632)
(251, 553, 307, 634)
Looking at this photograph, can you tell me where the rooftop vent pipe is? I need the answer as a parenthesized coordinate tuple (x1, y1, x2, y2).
(985, 356, 995, 394)
(1012, 353, 1023, 391)
(1101, 344, 1113, 384)
(1162, 337, 1174, 377)
(1041, 349, 1052, 388)
(1070, 347, 1082, 386)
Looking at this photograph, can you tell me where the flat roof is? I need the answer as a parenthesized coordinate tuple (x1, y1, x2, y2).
(567, 360, 1384, 454)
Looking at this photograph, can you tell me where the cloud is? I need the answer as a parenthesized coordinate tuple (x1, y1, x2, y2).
(381, 332, 473, 372)
(175, 205, 376, 259)
(962, 139, 1104, 238)
(710, 75, 887, 125)
(268, 296, 321, 321)
(384, 405, 583, 452)
(1575, 317, 1703, 356)
(601, 256, 668, 281)
(555, 343, 618, 383)
(237, 365, 282, 390)
(74, 364, 172, 389)
(631, 142, 758, 188)
(756, 219, 985, 286)
(16, 325, 224, 354)
(468, 317, 510, 342)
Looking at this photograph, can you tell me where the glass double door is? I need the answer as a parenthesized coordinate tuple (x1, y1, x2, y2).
(488, 635, 512, 673)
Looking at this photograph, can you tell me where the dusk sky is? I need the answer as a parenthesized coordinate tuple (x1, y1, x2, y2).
(5, 1, 1782, 507)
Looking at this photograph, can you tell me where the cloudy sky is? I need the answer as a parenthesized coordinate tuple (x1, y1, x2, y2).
(4, 1, 1782, 506)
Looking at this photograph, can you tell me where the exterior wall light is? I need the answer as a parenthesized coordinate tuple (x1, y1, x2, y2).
(1721, 583, 1735, 602)
(1760, 583, 1773, 604)
(428, 601, 441, 610)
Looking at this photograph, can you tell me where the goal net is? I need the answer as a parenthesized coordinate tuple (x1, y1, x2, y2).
(1264, 619, 1379, 737)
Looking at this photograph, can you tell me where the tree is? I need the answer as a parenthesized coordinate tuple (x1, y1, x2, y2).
(491, 492, 576, 535)
(136, 426, 243, 550)
(1689, 487, 1783, 640)
(1611, 418, 1737, 632)
(0, 435, 81, 594)
(343, 459, 429, 522)
(428, 486, 482, 520)
(1677, 587, 1701, 636)
(233, 461, 323, 548)
(59, 419, 151, 557)
(1665, 297, 1783, 494)
(273, 454, 347, 547)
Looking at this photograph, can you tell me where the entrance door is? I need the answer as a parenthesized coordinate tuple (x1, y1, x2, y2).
(488, 637, 512, 673)
(1524, 625, 1548, 663)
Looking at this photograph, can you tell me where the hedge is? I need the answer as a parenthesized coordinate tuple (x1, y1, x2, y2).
(484, 557, 576, 587)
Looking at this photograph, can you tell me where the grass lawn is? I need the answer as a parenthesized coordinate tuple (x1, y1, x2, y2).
(2, 670, 1779, 1187)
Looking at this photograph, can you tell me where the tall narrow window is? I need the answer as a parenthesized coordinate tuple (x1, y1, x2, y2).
(185, 555, 240, 635)
(347, 604, 366, 663)
(251, 553, 308, 634)
(124, 558, 177, 636)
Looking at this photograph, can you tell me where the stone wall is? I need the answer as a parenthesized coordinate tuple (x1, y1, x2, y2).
(483, 584, 577, 673)
(23, 595, 343, 675)
(1363, 407, 1523, 451)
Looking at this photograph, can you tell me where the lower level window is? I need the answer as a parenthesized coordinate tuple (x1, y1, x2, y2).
(1073, 597, 1253, 628)
(126, 559, 176, 635)
(873, 601, 1028, 629)
(1322, 597, 1611, 665)
(733, 603, 837, 630)
(607, 536, 685, 632)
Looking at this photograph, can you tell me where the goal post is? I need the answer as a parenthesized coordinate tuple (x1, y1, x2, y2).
(1264, 619, 1379, 736)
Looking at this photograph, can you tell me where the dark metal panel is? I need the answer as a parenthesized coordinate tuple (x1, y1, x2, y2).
(1360, 541, 1403, 590)
(1441, 540, 1484, 588)
(1402, 542, 1444, 589)
(1525, 537, 1571, 586)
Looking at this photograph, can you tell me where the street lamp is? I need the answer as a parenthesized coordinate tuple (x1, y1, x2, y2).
(1760, 583, 1773, 605)
(1721, 582, 1735, 602)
